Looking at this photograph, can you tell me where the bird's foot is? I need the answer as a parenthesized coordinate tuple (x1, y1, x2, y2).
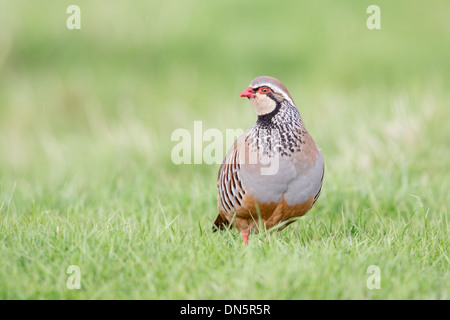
(243, 233, 249, 245)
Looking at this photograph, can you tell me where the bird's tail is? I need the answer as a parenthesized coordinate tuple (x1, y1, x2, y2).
(212, 213, 230, 232)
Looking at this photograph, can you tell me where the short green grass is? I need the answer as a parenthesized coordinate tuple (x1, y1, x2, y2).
(0, 1, 449, 299)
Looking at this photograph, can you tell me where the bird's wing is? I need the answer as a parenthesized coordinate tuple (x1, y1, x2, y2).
(216, 135, 247, 215)
(214, 134, 247, 231)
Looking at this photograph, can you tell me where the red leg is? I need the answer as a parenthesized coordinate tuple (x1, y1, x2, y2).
(243, 233, 249, 245)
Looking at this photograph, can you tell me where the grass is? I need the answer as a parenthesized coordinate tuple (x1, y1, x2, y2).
(0, 1, 449, 299)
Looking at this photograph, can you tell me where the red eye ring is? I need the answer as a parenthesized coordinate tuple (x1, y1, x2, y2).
(258, 86, 272, 94)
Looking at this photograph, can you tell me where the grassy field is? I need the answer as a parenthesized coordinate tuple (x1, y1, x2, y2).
(0, 1, 449, 299)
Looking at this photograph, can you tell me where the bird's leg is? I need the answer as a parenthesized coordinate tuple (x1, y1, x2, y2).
(243, 233, 249, 245)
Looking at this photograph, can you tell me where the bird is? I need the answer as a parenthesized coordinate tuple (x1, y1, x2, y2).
(213, 76, 324, 245)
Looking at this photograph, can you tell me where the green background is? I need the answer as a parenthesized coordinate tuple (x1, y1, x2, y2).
(0, 1, 448, 299)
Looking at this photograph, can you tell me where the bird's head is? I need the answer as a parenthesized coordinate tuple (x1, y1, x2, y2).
(240, 76, 294, 116)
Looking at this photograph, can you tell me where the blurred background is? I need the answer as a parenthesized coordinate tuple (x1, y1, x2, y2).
(1, 0, 449, 224)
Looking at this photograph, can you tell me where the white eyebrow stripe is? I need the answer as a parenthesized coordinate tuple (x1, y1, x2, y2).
(251, 83, 293, 104)
(251, 83, 275, 90)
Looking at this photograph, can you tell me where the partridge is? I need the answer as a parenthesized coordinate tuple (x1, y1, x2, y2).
(213, 76, 324, 244)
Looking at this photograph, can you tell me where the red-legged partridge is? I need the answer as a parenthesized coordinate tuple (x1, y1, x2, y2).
(213, 76, 324, 244)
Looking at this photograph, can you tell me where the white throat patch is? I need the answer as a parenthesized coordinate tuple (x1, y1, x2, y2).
(250, 95, 277, 116)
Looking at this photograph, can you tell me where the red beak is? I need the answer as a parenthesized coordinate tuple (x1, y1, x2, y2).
(240, 87, 256, 98)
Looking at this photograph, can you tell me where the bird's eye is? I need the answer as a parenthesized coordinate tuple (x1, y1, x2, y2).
(258, 86, 271, 94)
